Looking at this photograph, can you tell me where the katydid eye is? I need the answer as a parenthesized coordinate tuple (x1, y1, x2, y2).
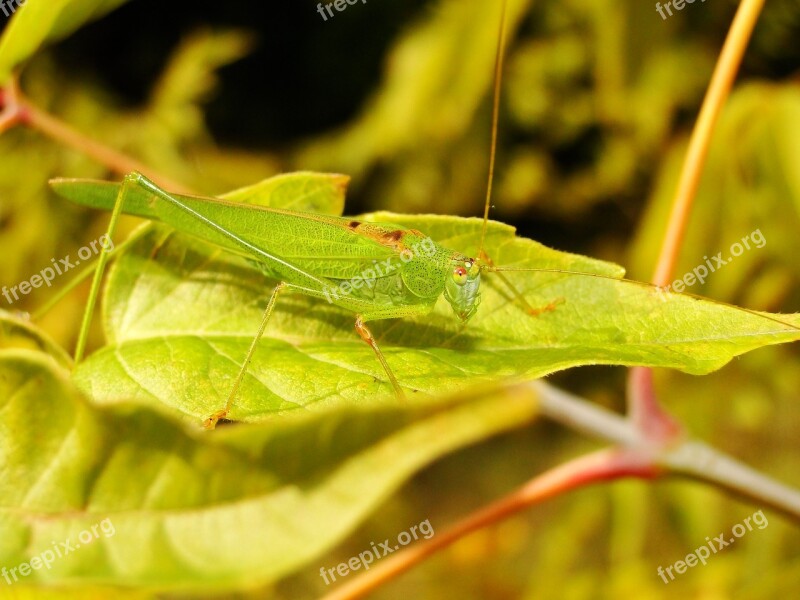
(452, 266, 468, 285)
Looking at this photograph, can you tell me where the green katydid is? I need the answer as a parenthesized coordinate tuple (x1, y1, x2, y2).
(51, 171, 525, 428)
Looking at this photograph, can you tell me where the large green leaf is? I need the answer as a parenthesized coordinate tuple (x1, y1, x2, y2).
(70, 207, 800, 424)
(0, 349, 538, 589)
(0, 0, 131, 84)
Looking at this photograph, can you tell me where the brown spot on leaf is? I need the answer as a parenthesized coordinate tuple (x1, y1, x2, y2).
(382, 230, 404, 242)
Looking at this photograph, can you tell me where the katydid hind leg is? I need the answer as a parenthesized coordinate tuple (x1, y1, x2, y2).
(75, 172, 142, 362)
(203, 282, 286, 430)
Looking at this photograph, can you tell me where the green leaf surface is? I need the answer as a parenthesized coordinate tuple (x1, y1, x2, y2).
(71, 208, 800, 423)
(0, 309, 71, 369)
(220, 171, 348, 216)
(0, 0, 130, 84)
(0, 349, 538, 589)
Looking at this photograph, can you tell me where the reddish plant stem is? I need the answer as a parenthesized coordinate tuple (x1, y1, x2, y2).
(628, 0, 766, 437)
(651, 0, 766, 287)
(22, 103, 192, 193)
(627, 367, 684, 443)
(0, 76, 23, 134)
(320, 448, 658, 600)
(1, 78, 192, 193)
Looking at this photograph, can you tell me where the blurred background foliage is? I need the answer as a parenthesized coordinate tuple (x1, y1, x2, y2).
(1, 0, 800, 597)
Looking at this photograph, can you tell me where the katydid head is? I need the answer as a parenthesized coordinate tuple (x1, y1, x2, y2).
(444, 258, 482, 322)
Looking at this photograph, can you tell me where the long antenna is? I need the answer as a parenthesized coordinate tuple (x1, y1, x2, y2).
(477, 0, 509, 260)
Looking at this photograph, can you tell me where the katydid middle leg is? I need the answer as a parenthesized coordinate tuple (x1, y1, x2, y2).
(351, 301, 435, 401)
(75, 173, 155, 363)
(355, 316, 407, 401)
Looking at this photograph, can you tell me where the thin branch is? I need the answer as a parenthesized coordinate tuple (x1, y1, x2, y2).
(20, 101, 192, 193)
(0, 76, 23, 134)
(321, 381, 800, 599)
(534, 381, 800, 515)
(632, 0, 767, 442)
(663, 440, 800, 520)
(651, 0, 766, 287)
(0, 106, 20, 133)
(320, 447, 658, 600)
(0, 80, 192, 193)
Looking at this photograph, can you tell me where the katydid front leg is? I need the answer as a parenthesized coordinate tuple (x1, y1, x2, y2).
(479, 251, 565, 317)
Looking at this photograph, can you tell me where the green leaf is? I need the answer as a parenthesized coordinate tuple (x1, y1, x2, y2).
(0, 309, 71, 369)
(0, 0, 131, 84)
(0, 349, 538, 589)
(71, 210, 800, 423)
(220, 171, 349, 215)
